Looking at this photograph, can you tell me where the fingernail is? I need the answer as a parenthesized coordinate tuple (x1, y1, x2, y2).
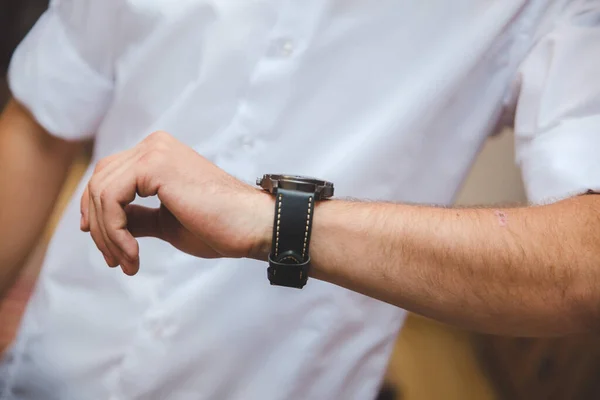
(103, 254, 117, 268)
(121, 260, 138, 276)
(120, 263, 130, 275)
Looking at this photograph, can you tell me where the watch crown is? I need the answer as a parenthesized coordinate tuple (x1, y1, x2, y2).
(256, 177, 263, 186)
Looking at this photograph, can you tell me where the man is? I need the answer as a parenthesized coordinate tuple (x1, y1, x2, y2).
(1, 0, 599, 399)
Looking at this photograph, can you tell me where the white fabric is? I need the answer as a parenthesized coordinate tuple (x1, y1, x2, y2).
(8, 6, 113, 140)
(3, 0, 600, 399)
(515, 0, 600, 202)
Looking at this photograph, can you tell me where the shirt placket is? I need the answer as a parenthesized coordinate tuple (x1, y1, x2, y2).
(108, 2, 326, 398)
(214, 0, 327, 180)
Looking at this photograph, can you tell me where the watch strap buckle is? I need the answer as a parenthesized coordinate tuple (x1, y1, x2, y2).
(268, 253, 310, 289)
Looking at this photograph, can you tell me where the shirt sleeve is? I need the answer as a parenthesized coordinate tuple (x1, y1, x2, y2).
(514, 0, 600, 204)
(8, 0, 115, 140)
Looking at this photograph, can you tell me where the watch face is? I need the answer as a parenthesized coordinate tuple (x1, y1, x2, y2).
(277, 175, 326, 185)
(257, 174, 334, 199)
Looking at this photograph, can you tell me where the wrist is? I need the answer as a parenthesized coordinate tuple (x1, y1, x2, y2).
(251, 174, 334, 289)
(248, 189, 275, 261)
(308, 199, 367, 282)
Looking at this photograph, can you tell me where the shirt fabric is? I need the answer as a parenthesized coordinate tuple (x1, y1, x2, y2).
(2, 0, 600, 399)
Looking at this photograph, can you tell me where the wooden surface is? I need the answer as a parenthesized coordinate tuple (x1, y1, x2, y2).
(475, 334, 600, 400)
(388, 316, 496, 400)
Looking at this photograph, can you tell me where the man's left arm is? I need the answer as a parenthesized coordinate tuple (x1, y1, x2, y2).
(362, 0, 600, 336)
(357, 0, 600, 335)
(304, 193, 600, 337)
(77, 131, 600, 337)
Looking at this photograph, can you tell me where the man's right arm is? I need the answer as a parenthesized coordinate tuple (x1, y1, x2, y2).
(0, 99, 82, 298)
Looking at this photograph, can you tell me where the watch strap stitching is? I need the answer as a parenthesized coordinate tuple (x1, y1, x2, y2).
(302, 197, 313, 259)
(274, 194, 282, 257)
(267, 189, 314, 288)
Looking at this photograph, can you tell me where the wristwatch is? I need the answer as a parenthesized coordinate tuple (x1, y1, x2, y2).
(256, 174, 334, 289)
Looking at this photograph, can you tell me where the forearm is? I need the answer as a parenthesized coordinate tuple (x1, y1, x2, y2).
(307, 195, 600, 336)
(0, 100, 81, 298)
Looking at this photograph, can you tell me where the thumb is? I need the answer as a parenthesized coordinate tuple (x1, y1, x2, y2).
(125, 204, 165, 239)
(126, 204, 221, 258)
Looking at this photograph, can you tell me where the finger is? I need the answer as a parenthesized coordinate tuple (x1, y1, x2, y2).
(125, 204, 162, 238)
(88, 194, 118, 268)
(82, 152, 132, 232)
(95, 155, 145, 268)
(81, 184, 90, 232)
(93, 200, 138, 276)
(102, 198, 140, 264)
(91, 189, 136, 274)
(89, 149, 144, 274)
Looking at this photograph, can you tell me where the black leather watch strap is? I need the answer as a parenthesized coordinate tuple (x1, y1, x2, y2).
(268, 188, 315, 288)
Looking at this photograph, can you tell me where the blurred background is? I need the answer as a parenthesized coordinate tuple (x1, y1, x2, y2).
(1, 2, 600, 400)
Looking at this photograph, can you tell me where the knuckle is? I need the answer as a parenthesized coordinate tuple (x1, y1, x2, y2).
(99, 188, 110, 204)
(154, 138, 170, 152)
(94, 157, 111, 174)
(140, 147, 167, 168)
(88, 179, 101, 197)
(147, 130, 171, 143)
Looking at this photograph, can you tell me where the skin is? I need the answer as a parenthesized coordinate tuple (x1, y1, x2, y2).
(80, 131, 600, 337)
(0, 99, 82, 298)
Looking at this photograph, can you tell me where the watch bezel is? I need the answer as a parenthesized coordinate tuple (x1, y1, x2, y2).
(257, 174, 334, 200)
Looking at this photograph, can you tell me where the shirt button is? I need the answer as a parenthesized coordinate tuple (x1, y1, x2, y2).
(154, 326, 165, 338)
(145, 317, 165, 337)
(238, 135, 254, 150)
(280, 40, 294, 57)
(150, 322, 166, 338)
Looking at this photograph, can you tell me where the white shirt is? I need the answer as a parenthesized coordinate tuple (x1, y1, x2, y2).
(2, 0, 600, 399)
